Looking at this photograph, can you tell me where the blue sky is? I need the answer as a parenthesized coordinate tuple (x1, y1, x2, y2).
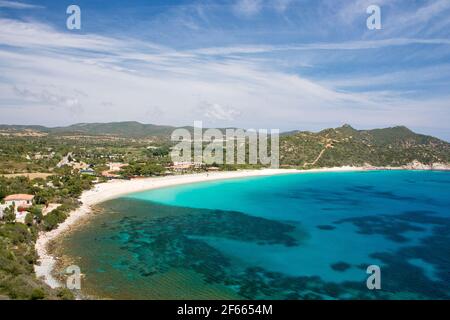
(0, 0, 449, 140)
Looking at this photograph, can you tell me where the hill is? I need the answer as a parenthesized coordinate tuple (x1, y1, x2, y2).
(0, 122, 181, 138)
(280, 124, 450, 167)
(48, 121, 178, 138)
(1, 122, 449, 167)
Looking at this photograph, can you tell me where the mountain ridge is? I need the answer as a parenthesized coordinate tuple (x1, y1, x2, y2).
(1, 121, 449, 167)
(0, 121, 450, 168)
(0, 121, 447, 141)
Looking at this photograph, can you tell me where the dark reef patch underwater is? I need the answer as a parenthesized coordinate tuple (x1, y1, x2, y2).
(58, 171, 450, 299)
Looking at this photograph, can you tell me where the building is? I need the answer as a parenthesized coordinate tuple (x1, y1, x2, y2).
(170, 161, 204, 172)
(3, 194, 34, 222)
(4, 194, 34, 209)
(0, 205, 6, 219)
(80, 168, 96, 175)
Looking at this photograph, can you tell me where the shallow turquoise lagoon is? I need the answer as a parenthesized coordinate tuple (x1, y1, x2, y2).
(61, 171, 450, 299)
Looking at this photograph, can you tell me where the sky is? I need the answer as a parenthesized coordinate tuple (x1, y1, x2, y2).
(0, 0, 449, 140)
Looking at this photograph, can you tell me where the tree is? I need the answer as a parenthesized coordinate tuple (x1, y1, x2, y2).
(30, 206, 43, 224)
(25, 212, 34, 226)
(34, 191, 50, 205)
(42, 209, 67, 231)
(57, 288, 74, 300)
(30, 288, 46, 300)
(3, 205, 16, 223)
(42, 213, 58, 231)
(147, 146, 170, 157)
(0, 186, 7, 201)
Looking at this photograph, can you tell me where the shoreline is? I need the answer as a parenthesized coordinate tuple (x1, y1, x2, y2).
(33, 165, 448, 290)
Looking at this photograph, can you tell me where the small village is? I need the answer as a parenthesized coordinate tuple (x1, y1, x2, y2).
(0, 145, 221, 225)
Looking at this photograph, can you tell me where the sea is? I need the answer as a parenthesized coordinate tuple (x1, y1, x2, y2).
(57, 170, 450, 299)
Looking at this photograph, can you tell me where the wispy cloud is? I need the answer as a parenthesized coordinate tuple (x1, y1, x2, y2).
(198, 101, 241, 121)
(0, 0, 43, 9)
(0, 1, 449, 139)
(191, 38, 450, 56)
(381, 0, 450, 37)
(273, 0, 293, 13)
(320, 64, 450, 91)
(0, 18, 127, 51)
(232, 0, 295, 17)
(13, 85, 82, 110)
(233, 0, 263, 17)
(0, 19, 410, 128)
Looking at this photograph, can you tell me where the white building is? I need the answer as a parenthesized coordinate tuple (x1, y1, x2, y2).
(4, 194, 34, 209)
(2, 194, 34, 222)
(0, 204, 6, 219)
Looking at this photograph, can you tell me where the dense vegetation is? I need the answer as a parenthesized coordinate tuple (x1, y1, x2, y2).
(2, 122, 449, 169)
(0, 172, 95, 299)
(0, 223, 73, 299)
(0, 121, 180, 139)
(280, 125, 450, 167)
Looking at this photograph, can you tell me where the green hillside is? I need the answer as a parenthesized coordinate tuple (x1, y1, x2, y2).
(280, 125, 450, 167)
(1, 122, 449, 168)
(49, 121, 178, 138)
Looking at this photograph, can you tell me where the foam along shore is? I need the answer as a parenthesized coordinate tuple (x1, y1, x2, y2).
(33, 164, 448, 289)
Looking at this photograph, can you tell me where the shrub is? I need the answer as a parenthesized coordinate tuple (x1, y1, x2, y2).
(24, 212, 34, 226)
(57, 288, 75, 300)
(31, 288, 46, 300)
(3, 206, 16, 223)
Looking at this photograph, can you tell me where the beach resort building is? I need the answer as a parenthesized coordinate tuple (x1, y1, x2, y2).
(170, 161, 204, 172)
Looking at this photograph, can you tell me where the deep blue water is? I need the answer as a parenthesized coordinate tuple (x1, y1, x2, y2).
(60, 171, 450, 299)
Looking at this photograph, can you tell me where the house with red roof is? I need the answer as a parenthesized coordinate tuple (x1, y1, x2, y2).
(4, 194, 34, 209)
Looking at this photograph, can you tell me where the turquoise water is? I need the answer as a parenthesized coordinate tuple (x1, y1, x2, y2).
(61, 171, 450, 299)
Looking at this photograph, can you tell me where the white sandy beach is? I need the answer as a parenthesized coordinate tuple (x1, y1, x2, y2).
(33, 165, 428, 289)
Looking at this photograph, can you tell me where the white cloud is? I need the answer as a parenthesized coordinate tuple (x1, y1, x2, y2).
(0, 18, 126, 51)
(273, 0, 293, 13)
(198, 102, 241, 121)
(383, 0, 450, 36)
(0, 18, 448, 138)
(0, 0, 43, 9)
(337, 0, 391, 25)
(233, 0, 263, 17)
(192, 38, 450, 56)
(232, 0, 294, 17)
(320, 64, 450, 90)
(398, 0, 450, 25)
(13, 86, 81, 108)
(337, 0, 450, 38)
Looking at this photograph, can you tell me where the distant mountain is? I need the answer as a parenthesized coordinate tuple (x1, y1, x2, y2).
(50, 121, 179, 138)
(0, 121, 238, 138)
(0, 124, 51, 132)
(280, 124, 450, 167)
(0, 121, 180, 138)
(1, 122, 449, 167)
